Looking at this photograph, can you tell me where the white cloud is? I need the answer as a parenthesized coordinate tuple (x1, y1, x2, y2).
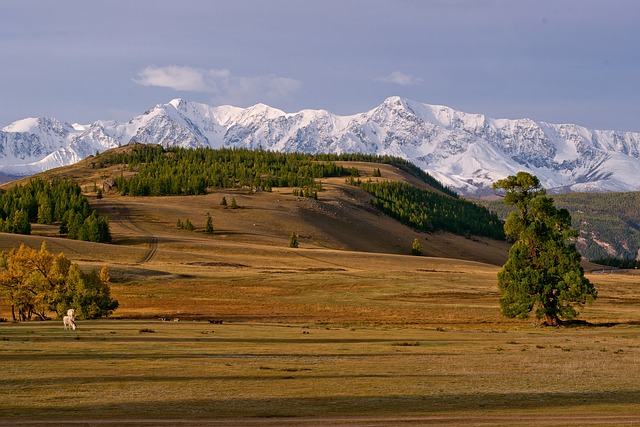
(134, 65, 301, 105)
(135, 65, 218, 92)
(376, 71, 423, 86)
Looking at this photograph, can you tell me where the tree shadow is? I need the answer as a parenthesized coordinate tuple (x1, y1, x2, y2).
(559, 319, 640, 328)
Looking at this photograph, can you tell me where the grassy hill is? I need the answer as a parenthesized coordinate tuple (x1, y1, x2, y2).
(1, 145, 509, 263)
(0, 145, 515, 320)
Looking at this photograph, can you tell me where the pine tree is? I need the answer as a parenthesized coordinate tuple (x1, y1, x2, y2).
(493, 172, 597, 325)
(220, 196, 228, 206)
(205, 212, 214, 234)
(289, 232, 299, 248)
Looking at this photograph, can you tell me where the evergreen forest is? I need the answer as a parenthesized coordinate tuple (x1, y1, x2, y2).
(98, 144, 457, 197)
(103, 145, 346, 196)
(0, 178, 111, 243)
(352, 179, 504, 239)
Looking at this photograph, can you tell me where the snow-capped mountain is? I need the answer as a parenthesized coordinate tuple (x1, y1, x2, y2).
(2, 96, 640, 196)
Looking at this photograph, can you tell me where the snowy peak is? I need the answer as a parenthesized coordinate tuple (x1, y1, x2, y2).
(1, 97, 640, 196)
(2, 117, 42, 133)
(168, 98, 185, 109)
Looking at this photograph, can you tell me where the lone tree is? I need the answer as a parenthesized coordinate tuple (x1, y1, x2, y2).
(411, 238, 423, 256)
(493, 172, 596, 326)
(289, 232, 299, 248)
(205, 212, 214, 234)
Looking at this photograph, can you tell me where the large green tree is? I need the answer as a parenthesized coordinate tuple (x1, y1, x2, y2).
(493, 172, 597, 325)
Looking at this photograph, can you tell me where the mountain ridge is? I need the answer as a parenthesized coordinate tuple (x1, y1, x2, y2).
(2, 97, 639, 196)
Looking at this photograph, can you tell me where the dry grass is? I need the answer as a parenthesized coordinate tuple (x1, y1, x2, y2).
(1, 161, 640, 425)
(1, 320, 640, 424)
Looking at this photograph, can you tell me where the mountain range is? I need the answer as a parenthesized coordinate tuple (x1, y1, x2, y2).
(2, 97, 639, 196)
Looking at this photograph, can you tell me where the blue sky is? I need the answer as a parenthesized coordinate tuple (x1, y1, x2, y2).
(2, 0, 639, 131)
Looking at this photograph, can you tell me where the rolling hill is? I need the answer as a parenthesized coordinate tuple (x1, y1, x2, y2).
(0, 146, 510, 266)
(0, 146, 518, 322)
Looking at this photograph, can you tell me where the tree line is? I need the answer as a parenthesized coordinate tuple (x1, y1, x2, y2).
(590, 257, 640, 269)
(100, 145, 347, 196)
(351, 179, 504, 239)
(309, 152, 458, 198)
(0, 242, 118, 321)
(96, 144, 458, 198)
(0, 178, 111, 243)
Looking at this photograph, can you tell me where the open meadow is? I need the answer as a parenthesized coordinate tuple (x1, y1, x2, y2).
(1, 162, 640, 425)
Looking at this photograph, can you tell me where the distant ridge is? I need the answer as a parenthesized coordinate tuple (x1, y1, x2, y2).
(2, 97, 639, 196)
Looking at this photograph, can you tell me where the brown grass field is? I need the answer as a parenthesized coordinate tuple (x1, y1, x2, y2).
(1, 160, 639, 425)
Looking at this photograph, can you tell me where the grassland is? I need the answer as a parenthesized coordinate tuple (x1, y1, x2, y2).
(1, 160, 639, 425)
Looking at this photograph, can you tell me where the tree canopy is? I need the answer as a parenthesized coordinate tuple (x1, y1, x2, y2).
(493, 172, 596, 325)
(0, 178, 111, 243)
(0, 242, 118, 321)
(95, 144, 457, 198)
(353, 179, 504, 239)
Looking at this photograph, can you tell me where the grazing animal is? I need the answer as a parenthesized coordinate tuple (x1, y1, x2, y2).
(63, 308, 77, 330)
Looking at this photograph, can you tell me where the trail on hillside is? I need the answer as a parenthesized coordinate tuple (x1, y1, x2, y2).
(107, 200, 158, 264)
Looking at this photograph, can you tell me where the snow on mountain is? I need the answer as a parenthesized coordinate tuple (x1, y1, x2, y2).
(2, 96, 639, 197)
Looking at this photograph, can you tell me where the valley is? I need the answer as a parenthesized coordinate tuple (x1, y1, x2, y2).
(1, 155, 639, 425)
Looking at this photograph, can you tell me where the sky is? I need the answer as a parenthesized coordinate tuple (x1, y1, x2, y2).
(1, 0, 639, 132)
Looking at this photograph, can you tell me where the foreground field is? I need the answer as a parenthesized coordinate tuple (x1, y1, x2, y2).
(1, 319, 640, 426)
(1, 233, 639, 425)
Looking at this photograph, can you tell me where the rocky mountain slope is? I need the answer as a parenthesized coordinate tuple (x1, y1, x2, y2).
(2, 97, 639, 196)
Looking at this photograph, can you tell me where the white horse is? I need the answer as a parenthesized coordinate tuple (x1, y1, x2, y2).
(63, 308, 77, 330)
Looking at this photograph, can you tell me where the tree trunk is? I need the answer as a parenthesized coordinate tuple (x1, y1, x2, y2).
(545, 314, 558, 326)
(11, 305, 16, 321)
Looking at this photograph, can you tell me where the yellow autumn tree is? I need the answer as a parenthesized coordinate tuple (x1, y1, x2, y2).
(0, 242, 118, 321)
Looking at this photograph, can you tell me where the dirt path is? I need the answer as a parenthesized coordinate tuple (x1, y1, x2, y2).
(105, 200, 158, 264)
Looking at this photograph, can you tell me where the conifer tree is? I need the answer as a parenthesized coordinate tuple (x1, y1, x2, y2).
(493, 172, 597, 325)
(289, 232, 299, 248)
(205, 212, 214, 234)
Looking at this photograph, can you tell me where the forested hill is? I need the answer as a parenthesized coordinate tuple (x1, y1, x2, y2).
(95, 144, 457, 197)
(483, 192, 640, 261)
(93, 144, 501, 240)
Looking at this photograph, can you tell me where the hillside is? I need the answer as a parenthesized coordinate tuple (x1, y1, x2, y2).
(482, 192, 640, 261)
(0, 146, 510, 265)
(0, 147, 519, 323)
